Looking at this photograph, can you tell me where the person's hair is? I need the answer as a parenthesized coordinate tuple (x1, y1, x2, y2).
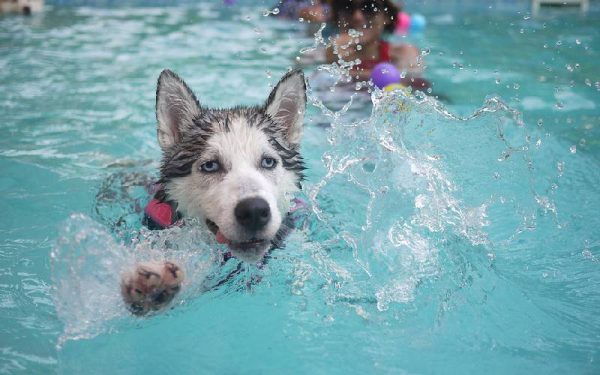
(330, 0, 400, 33)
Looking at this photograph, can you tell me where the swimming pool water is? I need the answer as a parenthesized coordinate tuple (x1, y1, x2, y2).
(1, 1, 599, 374)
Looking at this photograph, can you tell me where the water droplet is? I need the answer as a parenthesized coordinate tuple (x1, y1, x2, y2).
(263, 7, 280, 16)
(537, 119, 543, 127)
(556, 40, 562, 46)
(498, 151, 510, 161)
(495, 78, 501, 85)
(575, 39, 581, 45)
(557, 161, 565, 176)
(265, 70, 272, 79)
(519, 28, 525, 34)
(569, 145, 577, 154)
(513, 83, 520, 90)
(421, 48, 430, 56)
(584, 78, 591, 86)
(555, 102, 564, 109)
(566, 64, 574, 72)
(348, 29, 361, 38)
(543, 43, 548, 49)
(579, 138, 586, 147)
(523, 15, 531, 20)
(356, 44, 362, 51)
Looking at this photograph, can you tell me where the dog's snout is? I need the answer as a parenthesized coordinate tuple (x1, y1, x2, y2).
(234, 197, 271, 231)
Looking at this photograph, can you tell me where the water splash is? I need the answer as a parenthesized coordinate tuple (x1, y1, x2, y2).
(300, 64, 546, 311)
(51, 214, 132, 346)
(51, 214, 226, 346)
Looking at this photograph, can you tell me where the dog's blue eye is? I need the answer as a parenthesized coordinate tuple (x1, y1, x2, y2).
(261, 157, 277, 169)
(200, 160, 220, 173)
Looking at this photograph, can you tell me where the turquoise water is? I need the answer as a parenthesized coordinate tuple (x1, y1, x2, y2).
(1, 1, 599, 374)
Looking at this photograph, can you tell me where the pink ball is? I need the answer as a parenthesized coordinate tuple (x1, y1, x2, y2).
(396, 12, 411, 34)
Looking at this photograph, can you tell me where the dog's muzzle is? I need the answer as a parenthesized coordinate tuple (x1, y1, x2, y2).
(234, 197, 271, 231)
(205, 197, 272, 254)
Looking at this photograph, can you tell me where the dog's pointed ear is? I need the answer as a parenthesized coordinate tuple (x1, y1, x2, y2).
(155, 69, 201, 150)
(264, 69, 306, 146)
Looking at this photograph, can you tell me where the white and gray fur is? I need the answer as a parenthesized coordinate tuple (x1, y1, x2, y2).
(154, 69, 306, 262)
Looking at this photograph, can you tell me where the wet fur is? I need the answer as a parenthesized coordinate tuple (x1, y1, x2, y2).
(121, 69, 307, 314)
(154, 69, 307, 262)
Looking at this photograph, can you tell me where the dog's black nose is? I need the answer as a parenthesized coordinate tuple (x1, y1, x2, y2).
(235, 198, 271, 231)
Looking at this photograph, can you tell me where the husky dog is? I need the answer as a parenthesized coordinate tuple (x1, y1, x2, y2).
(121, 69, 307, 315)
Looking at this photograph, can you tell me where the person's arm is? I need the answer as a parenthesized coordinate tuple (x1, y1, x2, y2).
(390, 43, 424, 76)
(326, 29, 380, 64)
(298, 4, 328, 23)
(326, 33, 356, 63)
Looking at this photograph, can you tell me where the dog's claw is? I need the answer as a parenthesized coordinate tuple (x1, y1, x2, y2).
(121, 261, 184, 316)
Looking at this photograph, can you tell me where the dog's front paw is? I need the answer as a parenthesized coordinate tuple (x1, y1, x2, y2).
(120, 261, 184, 315)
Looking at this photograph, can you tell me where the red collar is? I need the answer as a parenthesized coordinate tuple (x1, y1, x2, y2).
(143, 198, 177, 229)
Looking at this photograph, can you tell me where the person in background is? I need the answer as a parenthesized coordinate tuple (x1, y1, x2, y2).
(275, 0, 332, 38)
(326, 0, 430, 90)
(277, 0, 329, 22)
(298, 0, 330, 23)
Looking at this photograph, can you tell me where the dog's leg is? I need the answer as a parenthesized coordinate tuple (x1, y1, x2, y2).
(120, 261, 184, 315)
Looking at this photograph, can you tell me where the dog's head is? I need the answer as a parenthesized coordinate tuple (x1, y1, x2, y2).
(155, 69, 306, 262)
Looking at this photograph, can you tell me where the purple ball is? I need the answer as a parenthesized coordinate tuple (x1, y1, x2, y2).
(371, 63, 401, 89)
